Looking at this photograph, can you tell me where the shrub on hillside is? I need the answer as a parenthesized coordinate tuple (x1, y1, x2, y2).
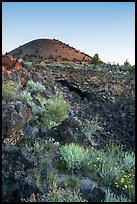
(42, 93, 70, 128)
(83, 120, 103, 142)
(21, 90, 33, 102)
(29, 93, 70, 128)
(2, 81, 18, 100)
(104, 188, 131, 202)
(123, 151, 135, 171)
(59, 143, 91, 172)
(86, 143, 135, 199)
(26, 80, 45, 93)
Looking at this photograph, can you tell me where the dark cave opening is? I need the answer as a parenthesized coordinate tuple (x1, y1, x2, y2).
(55, 80, 90, 100)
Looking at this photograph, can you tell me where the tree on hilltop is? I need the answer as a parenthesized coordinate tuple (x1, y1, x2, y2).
(89, 53, 102, 65)
(124, 59, 131, 67)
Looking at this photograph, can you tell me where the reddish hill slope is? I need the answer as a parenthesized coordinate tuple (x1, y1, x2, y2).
(8, 39, 93, 64)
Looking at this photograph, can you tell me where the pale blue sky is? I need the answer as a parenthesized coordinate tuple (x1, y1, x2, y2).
(2, 2, 135, 65)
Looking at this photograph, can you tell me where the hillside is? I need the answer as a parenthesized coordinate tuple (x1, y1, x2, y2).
(2, 54, 135, 202)
(8, 39, 94, 64)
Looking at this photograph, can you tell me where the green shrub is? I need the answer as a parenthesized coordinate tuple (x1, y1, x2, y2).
(103, 142, 124, 158)
(59, 143, 91, 172)
(86, 147, 121, 183)
(82, 120, 103, 145)
(64, 176, 80, 188)
(83, 120, 103, 137)
(21, 90, 32, 102)
(122, 151, 135, 171)
(2, 82, 18, 100)
(86, 143, 135, 199)
(30, 93, 70, 128)
(42, 93, 70, 128)
(26, 80, 45, 93)
(113, 169, 135, 199)
(87, 143, 124, 182)
(104, 188, 131, 202)
(112, 151, 135, 199)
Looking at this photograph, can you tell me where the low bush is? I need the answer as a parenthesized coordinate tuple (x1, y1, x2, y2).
(30, 93, 70, 128)
(42, 93, 70, 128)
(21, 90, 32, 102)
(83, 120, 103, 137)
(26, 80, 45, 93)
(64, 176, 80, 188)
(104, 188, 131, 202)
(122, 151, 135, 171)
(86, 142, 135, 199)
(2, 81, 18, 100)
(82, 120, 103, 146)
(59, 143, 91, 172)
(113, 169, 135, 199)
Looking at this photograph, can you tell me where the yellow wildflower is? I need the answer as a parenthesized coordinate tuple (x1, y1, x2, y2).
(94, 164, 97, 167)
(130, 185, 134, 188)
(96, 157, 100, 161)
(124, 185, 128, 189)
(120, 178, 124, 183)
(116, 184, 119, 188)
(115, 162, 118, 165)
(122, 170, 125, 173)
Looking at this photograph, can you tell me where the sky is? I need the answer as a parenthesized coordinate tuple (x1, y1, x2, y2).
(2, 2, 135, 65)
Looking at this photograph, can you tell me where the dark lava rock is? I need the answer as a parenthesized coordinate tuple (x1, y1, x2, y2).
(2, 99, 32, 139)
(78, 177, 105, 202)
